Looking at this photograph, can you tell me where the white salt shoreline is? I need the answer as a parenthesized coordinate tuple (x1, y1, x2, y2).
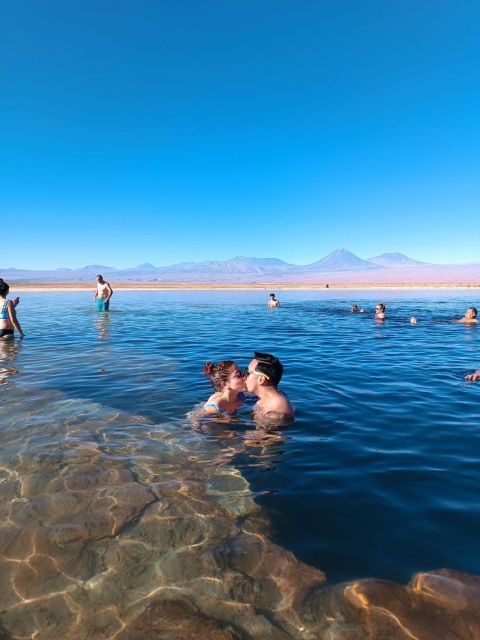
(9, 283, 480, 292)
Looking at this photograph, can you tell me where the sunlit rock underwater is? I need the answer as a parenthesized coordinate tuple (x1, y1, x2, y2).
(0, 384, 479, 640)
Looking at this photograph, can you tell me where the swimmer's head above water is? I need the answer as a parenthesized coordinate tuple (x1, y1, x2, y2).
(375, 303, 386, 319)
(456, 307, 478, 323)
(246, 352, 284, 390)
(203, 360, 245, 392)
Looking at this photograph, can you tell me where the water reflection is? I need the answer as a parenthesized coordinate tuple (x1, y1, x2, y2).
(95, 312, 111, 340)
(244, 427, 284, 453)
(189, 407, 286, 474)
(0, 338, 20, 386)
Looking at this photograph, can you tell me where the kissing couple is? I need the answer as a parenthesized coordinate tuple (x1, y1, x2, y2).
(203, 352, 294, 427)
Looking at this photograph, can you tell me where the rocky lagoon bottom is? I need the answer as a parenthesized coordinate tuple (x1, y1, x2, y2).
(1, 289, 480, 639)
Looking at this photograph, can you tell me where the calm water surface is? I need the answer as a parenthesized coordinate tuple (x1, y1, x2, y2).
(2, 289, 480, 587)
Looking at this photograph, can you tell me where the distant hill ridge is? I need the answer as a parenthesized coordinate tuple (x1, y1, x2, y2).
(2, 249, 480, 284)
(368, 253, 425, 267)
(303, 248, 376, 271)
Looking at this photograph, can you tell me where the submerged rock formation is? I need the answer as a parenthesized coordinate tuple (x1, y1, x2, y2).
(1, 389, 479, 639)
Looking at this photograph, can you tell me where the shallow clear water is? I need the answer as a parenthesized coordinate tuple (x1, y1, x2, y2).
(1, 289, 480, 632)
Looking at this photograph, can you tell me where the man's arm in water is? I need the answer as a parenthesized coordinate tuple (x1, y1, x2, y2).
(465, 370, 480, 381)
(7, 301, 24, 337)
(104, 282, 113, 303)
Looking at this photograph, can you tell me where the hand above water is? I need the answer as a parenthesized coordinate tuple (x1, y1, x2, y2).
(465, 370, 480, 381)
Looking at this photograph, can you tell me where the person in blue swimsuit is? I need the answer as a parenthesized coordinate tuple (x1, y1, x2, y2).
(94, 275, 113, 311)
(0, 279, 24, 338)
(203, 360, 246, 415)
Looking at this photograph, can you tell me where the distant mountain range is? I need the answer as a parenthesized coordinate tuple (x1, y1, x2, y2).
(367, 252, 425, 268)
(2, 249, 480, 284)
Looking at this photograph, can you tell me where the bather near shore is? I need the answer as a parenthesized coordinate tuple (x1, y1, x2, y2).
(455, 306, 478, 324)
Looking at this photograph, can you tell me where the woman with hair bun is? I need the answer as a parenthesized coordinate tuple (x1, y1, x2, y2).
(203, 360, 246, 415)
(0, 279, 24, 338)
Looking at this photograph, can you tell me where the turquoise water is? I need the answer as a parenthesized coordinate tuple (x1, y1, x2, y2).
(2, 288, 480, 591)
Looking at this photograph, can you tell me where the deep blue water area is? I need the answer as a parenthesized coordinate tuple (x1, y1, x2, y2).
(3, 289, 480, 584)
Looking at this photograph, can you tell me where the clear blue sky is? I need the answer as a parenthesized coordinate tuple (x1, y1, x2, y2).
(1, 1, 479, 269)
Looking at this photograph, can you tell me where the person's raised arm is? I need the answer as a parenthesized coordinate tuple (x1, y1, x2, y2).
(105, 282, 113, 302)
(7, 301, 24, 337)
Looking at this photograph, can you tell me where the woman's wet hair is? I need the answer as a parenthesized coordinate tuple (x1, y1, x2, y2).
(203, 360, 235, 391)
(0, 279, 9, 297)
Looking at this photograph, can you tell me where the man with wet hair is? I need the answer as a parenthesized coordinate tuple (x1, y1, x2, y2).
(267, 293, 280, 308)
(245, 351, 294, 426)
(455, 307, 478, 324)
(375, 303, 386, 320)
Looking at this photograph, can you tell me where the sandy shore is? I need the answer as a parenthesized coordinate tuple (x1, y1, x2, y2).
(9, 282, 480, 291)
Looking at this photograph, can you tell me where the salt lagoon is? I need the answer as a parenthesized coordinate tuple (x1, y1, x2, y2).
(1, 289, 480, 639)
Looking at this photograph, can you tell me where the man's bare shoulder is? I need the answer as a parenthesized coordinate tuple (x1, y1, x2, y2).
(261, 391, 294, 416)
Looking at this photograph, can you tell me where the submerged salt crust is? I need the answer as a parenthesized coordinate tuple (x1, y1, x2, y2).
(1, 290, 480, 639)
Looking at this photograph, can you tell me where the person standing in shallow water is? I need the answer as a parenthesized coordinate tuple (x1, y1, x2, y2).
(94, 275, 113, 311)
(245, 352, 294, 427)
(0, 279, 24, 338)
(267, 293, 280, 308)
